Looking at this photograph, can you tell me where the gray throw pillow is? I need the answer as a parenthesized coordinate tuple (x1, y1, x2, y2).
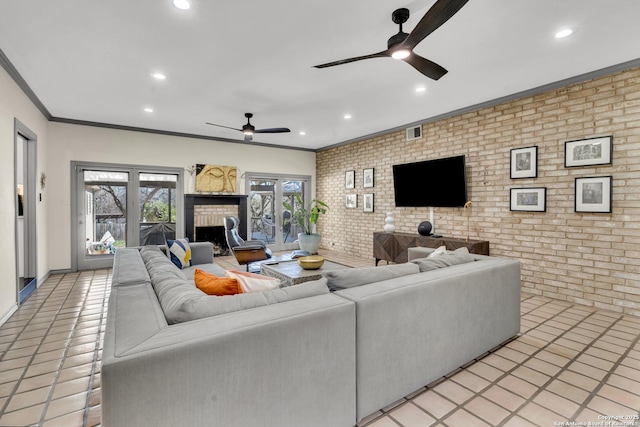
(410, 247, 474, 272)
(322, 263, 420, 291)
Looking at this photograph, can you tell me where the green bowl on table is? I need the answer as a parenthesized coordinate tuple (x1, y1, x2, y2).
(297, 255, 325, 270)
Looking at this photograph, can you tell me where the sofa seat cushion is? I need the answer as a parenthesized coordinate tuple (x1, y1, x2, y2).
(410, 247, 474, 272)
(322, 263, 419, 291)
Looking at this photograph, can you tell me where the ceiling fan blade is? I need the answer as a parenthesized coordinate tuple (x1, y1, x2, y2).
(314, 50, 390, 68)
(254, 128, 291, 134)
(402, 0, 469, 50)
(403, 54, 448, 80)
(205, 122, 242, 132)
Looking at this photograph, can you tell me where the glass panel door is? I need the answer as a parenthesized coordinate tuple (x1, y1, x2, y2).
(281, 179, 305, 245)
(74, 163, 183, 270)
(249, 179, 276, 244)
(247, 174, 309, 252)
(139, 173, 177, 245)
(79, 170, 129, 269)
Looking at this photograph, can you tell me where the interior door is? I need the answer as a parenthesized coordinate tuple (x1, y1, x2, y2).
(15, 126, 38, 304)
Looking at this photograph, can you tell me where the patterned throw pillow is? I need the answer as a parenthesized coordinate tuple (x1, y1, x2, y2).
(166, 238, 192, 269)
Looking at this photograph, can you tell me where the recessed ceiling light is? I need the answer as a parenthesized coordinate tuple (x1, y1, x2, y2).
(343, 114, 352, 120)
(299, 131, 306, 136)
(415, 86, 426, 93)
(151, 72, 166, 80)
(555, 28, 573, 39)
(144, 107, 154, 113)
(173, 0, 190, 10)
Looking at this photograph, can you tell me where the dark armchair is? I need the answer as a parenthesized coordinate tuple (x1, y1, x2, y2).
(224, 216, 272, 272)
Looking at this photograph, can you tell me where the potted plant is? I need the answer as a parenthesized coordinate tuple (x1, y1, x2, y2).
(284, 194, 329, 254)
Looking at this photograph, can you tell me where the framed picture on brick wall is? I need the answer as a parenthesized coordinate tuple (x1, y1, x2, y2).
(363, 193, 374, 212)
(363, 168, 374, 188)
(510, 187, 546, 212)
(575, 176, 612, 213)
(345, 170, 355, 189)
(345, 194, 357, 209)
(510, 146, 537, 179)
(565, 136, 612, 167)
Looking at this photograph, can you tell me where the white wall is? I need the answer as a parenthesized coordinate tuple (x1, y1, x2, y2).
(47, 122, 316, 270)
(0, 67, 49, 321)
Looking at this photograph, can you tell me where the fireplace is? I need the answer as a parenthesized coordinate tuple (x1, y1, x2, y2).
(196, 226, 230, 256)
(185, 194, 248, 247)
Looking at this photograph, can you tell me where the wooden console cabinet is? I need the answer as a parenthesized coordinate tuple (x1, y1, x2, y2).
(373, 232, 490, 265)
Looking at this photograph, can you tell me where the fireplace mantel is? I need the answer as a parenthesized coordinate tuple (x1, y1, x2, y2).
(185, 194, 248, 242)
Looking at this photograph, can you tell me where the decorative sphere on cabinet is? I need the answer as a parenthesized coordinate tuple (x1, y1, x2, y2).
(418, 221, 432, 236)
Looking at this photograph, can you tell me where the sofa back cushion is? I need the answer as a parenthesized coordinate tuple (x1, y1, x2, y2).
(140, 246, 330, 323)
(410, 247, 475, 272)
(181, 278, 330, 322)
(322, 263, 420, 291)
(112, 248, 151, 286)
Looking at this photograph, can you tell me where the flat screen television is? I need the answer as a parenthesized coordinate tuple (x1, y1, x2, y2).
(393, 155, 467, 207)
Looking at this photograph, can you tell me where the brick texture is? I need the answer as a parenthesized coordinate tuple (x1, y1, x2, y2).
(316, 66, 640, 316)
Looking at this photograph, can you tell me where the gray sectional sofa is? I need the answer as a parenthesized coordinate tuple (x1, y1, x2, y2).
(102, 243, 521, 427)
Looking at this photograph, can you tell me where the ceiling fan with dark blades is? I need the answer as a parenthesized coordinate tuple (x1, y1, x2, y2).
(313, 0, 469, 80)
(206, 113, 290, 141)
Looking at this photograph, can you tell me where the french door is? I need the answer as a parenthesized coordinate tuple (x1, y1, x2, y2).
(245, 173, 310, 252)
(72, 162, 183, 270)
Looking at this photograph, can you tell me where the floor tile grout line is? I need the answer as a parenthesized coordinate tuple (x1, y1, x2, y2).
(37, 272, 99, 425)
(0, 275, 75, 419)
(432, 300, 591, 426)
(82, 269, 111, 427)
(566, 317, 640, 421)
(492, 305, 622, 426)
(403, 299, 608, 426)
(493, 307, 632, 426)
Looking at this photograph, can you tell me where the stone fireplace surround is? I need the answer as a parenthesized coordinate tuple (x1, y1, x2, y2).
(184, 195, 248, 253)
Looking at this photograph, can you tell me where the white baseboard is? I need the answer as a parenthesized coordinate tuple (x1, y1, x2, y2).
(0, 304, 18, 327)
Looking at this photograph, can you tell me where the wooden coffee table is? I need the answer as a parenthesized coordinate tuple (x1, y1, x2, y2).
(260, 259, 349, 287)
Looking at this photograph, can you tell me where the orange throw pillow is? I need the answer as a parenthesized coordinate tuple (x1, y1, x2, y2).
(194, 268, 243, 296)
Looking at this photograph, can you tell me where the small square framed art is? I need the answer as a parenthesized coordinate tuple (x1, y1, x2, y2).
(575, 176, 612, 213)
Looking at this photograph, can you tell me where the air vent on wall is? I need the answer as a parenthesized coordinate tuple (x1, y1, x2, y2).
(406, 125, 422, 141)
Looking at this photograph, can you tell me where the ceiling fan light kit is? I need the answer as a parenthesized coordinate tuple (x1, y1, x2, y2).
(313, 0, 469, 80)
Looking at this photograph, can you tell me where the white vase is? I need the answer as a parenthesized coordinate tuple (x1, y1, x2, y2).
(298, 233, 321, 254)
(384, 212, 396, 233)
(188, 173, 196, 193)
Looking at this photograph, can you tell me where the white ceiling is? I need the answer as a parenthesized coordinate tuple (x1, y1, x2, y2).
(1, 1, 639, 151)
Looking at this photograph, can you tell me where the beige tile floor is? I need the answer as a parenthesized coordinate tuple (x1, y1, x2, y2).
(0, 250, 639, 427)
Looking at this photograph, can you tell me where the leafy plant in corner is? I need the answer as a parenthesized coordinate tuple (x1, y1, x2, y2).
(283, 193, 329, 235)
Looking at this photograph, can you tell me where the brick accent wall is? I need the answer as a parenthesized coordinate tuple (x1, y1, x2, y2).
(316, 66, 640, 316)
(193, 205, 239, 228)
